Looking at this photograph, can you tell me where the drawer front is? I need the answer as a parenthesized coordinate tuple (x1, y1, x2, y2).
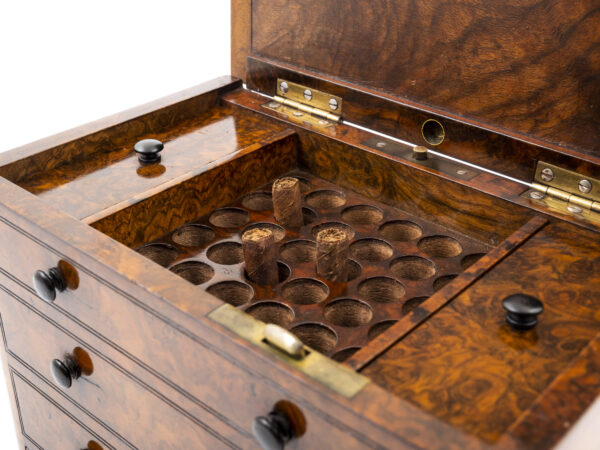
(11, 369, 113, 450)
(0, 218, 373, 448)
(0, 286, 236, 449)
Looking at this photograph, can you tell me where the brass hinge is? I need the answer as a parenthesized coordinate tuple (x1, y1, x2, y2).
(268, 79, 342, 123)
(523, 161, 600, 221)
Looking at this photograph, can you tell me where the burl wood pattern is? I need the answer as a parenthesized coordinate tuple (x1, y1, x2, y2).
(91, 131, 297, 248)
(347, 215, 548, 370)
(244, 57, 600, 180)
(362, 221, 600, 443)
(10, 104, 291, 222)
(0, 76, 240, 184)
(250, 0, 600, 157)
(225, 87, 600, 234)
(134, 171, 490, 360)
(295, 129, 534, 246)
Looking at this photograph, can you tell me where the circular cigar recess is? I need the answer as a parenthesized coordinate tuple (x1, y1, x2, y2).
(379, 220, 422, 242)
(244, 261, 290, 284)
(341, 205, 384, 225)
(418, 235, 463, 258)
(137, 243, 179, 267)
(207, 242, 243, 265)
(171, 224, 215, 247)
(290, 323, 337, 353)
(280, 240, 317, 263)
(350, 239, 394, 262)
(368, 320, 398, 341)
(331, 347, 361, 362)
(390, 256, 436, 280)
(281, 278, 329, 305)
(209, 208, 250, 229)
(169, 261, 214, 285)
(277, 262, 292, 283)
(433, 274, 458, 292)
(358, 277, 405, 303)
(324, 299, 373, 328)
(246, 301, 294, 328)
(305, 190, 347, 209)
(206, 281, 253, 306)
(242, 191, 273, 211)
(461, 253, 486, 269)
(311, 222, 355, 240)
(243, 222, 286, 242)
(289, 176, 312, 193)
(347, 260, 362, 281)
(402, 296, 428, 315)
(302, 207, 318, 225)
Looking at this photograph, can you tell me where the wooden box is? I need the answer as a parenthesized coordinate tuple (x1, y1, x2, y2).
(1, 1, 598, 448)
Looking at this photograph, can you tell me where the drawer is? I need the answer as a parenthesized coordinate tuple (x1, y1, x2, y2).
(0, 285, 239, 449)
(0, 220, 374, 448)
(11, 369, 114, 450)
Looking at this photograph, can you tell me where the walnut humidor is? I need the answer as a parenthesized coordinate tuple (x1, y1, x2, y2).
(1, 1, 599, 449)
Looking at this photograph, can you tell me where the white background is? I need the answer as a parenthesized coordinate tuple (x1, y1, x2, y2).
(0, 1, 230, 448)
(1, 2, 600, 450)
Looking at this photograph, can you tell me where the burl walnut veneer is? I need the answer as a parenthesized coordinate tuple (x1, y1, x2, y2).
(1, 1, 598, 449)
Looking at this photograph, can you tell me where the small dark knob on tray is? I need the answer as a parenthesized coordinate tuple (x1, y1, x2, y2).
(134, 138, 163, 164)
(50, 353, 82, 389)
(502, 294, 544, 330)
(33, 267, 66, 302)
(253, 410, 295, 450)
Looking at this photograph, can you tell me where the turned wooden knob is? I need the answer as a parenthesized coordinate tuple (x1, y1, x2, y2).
(50, 353, 81, 389)
(134, 138, 163, 164)
(33, 267, 66, 302)
(252, 410, 294, 450)
(502, 294, 543, 330)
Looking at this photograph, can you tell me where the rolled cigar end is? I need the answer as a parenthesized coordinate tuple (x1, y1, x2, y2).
(242, 228, 279, 286)
(272, 177, 304, 229)
(316, 228, 350, 282)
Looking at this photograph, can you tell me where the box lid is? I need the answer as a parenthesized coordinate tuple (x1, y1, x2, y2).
(232, 0, 599, 162)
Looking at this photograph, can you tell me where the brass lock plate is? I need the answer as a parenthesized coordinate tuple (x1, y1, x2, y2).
(362, 137, 479, 180)
(209, 304, 369, 398)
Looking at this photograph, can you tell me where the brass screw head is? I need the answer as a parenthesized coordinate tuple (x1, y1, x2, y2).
(540, 168, 554, 182)
(280, 81, 289, 94)
(329, 98, 339, 110)
(579, 179, 592, 194)
(530, 191, 545, 200)
(303, 89, 313, 101)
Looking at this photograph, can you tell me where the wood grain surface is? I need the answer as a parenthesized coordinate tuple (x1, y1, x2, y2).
(362, 221, 600, 444)
(249, 0, 600, 158)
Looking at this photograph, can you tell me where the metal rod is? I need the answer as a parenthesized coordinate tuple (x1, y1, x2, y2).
(243, 86, 534, 188)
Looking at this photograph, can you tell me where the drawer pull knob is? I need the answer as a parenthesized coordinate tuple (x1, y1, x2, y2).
(33, 267, 66, 302)
(134, 138, 163, 164)
(50, 353, 81, 389)
(502, 294, 544, 330)
(253, 410, 295, 450)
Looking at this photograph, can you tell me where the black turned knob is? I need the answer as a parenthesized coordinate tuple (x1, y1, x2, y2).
(253, 411, 294, 450)
(134, 138, 163, 164)
(50, 353, 81, 389)
(33, 267, 66, 302)
(502, 294, 544, 330)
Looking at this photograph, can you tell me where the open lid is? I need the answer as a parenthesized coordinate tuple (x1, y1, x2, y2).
(232, 0, 599, 163)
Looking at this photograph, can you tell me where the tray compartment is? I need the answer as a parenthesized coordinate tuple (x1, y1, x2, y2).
(129, 171, 492, 359)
